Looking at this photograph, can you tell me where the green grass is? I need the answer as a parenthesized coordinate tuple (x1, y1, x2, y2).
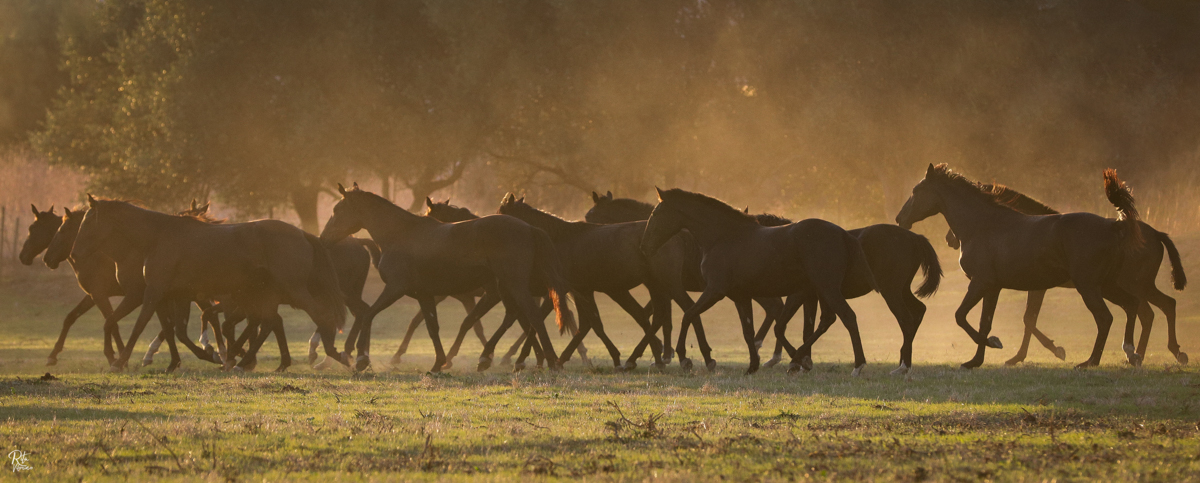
(1, 234, 1198, 481)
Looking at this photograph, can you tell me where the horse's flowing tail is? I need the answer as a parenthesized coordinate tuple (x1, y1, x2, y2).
(1159, 231, 1188, 291)
(1103, 169, 1143, 250)
(356, 238, 382, 268)
(912, 234, 943, 298)
(306, 233, 347, 331)
(532, 228, 575, 334)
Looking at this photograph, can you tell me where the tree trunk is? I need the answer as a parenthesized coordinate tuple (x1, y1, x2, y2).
(290, 184, 321, 234)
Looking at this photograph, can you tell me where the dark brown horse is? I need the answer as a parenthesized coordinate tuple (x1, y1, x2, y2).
(41, 205, 221, 368)
(423, 198, 591, 370)
(495, 194, 668, 370)
(586, 192, 788, 369)
(70, 196, 349, 372)
(944, 184, 1188, 366)
(319, 184, 575, 372)
(642, 188, 874, 374)
(897, 164, 1144, 368)
(20, 205, 125, 365)
(747, 211, 941, 374)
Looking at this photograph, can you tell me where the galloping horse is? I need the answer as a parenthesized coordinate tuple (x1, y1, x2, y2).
(70, 196, 349, 372)
(944, 184, 1188, 366)
(496, 194, 669, 370)
(319, 183, 575, 372)
(897, 164, 1143, 368)
(747, 212, 942, 374)
(642, 188, 874, 374)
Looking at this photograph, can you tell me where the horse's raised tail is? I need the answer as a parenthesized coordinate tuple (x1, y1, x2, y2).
(1159, 231, 1188, 291)
(532, 228, 575, 334)
(912, 234, 943, 298)
(356, 238, 382, 268)
(1103, 169, 1143, 251)
(306, 233, 347, 331)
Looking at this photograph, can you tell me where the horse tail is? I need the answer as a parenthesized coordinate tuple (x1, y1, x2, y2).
(1158, 231, 1188, 291)
(356, 237, 382, 268)
(532, 228, 575, 334)
(912, 234, 943, 298)
(1103, 169, 1143, 251)
(305, 233, 347, 331)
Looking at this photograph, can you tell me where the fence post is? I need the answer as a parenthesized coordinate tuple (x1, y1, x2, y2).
(12, 215, 20, 277)
(0, 206, 6, 280)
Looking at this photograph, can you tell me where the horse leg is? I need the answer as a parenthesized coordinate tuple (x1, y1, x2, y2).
(47, 295, 95, 366)
(168, 300, 217, 364)
(953, 281, 1002, 348)
(763, 296, 802, 369)
(557, 292, 604, 367)
(1143, 288, 1185, 364)
(270, 314, 291, 372)
(880, 289, 921, 374)
(391, 307, 427, 365)
(535, 298, 589, 366)
(677, 289, 726, 371)
(1073, 283, 1115, 368)
(752, 297, 783, 350)
(500, 284, 559, 369)
(607, 289, 663, 370)
(1006, 290, 1038, 365)
(731, 296, 762, 374)
(479, 309, 521, 371)
(416, 296, 448, 372)
(156, 306, 183, 373)
(307, 331, 322, 365)
(441, 294, 480, 369)
(92, 296, 122, 364)
(1101, 287, 1142, 367)
(446, 290, 503, 367)
(1134, 301, 1155, 358)
(795, 298, 838, 372)
(237, 316, 276, 372)
(961, 288, 1001, 369)
(582, 293, 628, 370)
(350, 283, 407, 372)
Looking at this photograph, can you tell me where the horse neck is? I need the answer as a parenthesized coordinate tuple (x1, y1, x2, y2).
(934, 185, 1021, 243)
(675, 202, 757, 249)
(360, 200, 434, 244)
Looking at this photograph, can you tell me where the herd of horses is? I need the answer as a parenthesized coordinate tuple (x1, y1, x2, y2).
(16, 164, 1188, 375)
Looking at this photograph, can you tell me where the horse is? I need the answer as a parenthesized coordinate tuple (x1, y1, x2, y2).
(944, 184, 1188, 366)
(70, 196, 349, 372)
(746, 211, 941, 374)
(40, 204, 222, 368)
(897, 164, 1144, 368)
(20, 205, 126, 365)
(423, 198, 591, 371)
(494, 194, 669, 370)
(641, 188, 874, 374)
(319, 183, 575, 372)
(586, 192, 787, 370)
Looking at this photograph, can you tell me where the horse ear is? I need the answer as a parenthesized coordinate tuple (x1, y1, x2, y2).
(502, 193, 514, 205)
(48, 205, 55, 215)
(592, 191, 601, 204)
(425, 197, 435, 209)
(31, 204, 39, 216)
(743, 207, 750, 213)
(337, 183, 347, 196)
(444, 198, 450, 205)
(605, 191, 612, 199)
(190, 199, 199, 210)
(199, 202, 210, 213)
(352, 182, 360, 190)
(87, 193, 97, 207)
(926, 163, 935, 176)
(654, 187, 665, 201)
(63, 207, 72, 216)
(518, 196, 525, 203)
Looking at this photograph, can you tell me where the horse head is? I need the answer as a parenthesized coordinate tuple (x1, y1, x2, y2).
(896, 164, 945, 229)
(44, 206, 85, 269)
(20, 205, 63, 266)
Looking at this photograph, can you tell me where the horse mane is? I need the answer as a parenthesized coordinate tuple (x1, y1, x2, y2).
(425, 201, 479, 222)
(659, 188, 758, 224)
(602, 198, 654, 215)
(502, 200, 590, 236)
(177, 212, 224, 224)
(346, 187, 432, 223)
(981, 184, 1058, 215)
(927, 164, 1058, 215)
(753, 213, 793, 227)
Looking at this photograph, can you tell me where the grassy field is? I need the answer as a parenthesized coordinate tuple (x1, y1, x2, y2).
(0, 233, 1197, 481)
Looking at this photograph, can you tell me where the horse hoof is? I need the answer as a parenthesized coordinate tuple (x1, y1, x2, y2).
(745, 365, 759, 375)
(890, 364, 909, 376)
(477, 356, 493, 372)
(986, 336, 1003, 349)
(622, 361, 637, 372)
(1003, 358, 1022, 366)
(141, 358, 153, 368)
(1073, 361, 1096, 369)
(513, 361, 526, 373)
(274, 364, 290, 373)
(1177, 352, 1189, 365)
(787, 361, 804, 375)
(355, 355, 371, 372)
(662, 347, 674, 364)
(679, 358, 694, 371)
(959, 361, 981, 370)
(307, 353, 319, 365)
(706, 360, 718, 372)
(46, 357, 58, 367)
(761, 355, 782, 369)
(241, 361, 258, 372)
(652, 362, 667, 372)
(1053, 347, 1067, 360)
(499, 357, 513, 367)
(231, 366, 245, 373)
(801, 356, 814, 372)
(851, 364, 865, 377)
(441, 359, 454, 370)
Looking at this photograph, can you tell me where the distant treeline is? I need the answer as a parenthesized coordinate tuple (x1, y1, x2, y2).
(2, 0, 1198, 231)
